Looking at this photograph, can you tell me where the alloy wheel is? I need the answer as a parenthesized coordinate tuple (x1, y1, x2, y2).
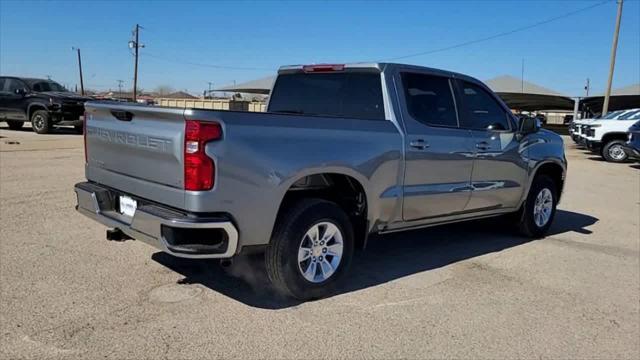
(533, 188, 553, 227)
(297, 221, 344, 283)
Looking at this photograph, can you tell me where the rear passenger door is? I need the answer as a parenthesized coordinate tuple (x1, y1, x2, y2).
(2, 79, 29, 121)
(398, 72, 475, 221)
(455, 79, 527, 211)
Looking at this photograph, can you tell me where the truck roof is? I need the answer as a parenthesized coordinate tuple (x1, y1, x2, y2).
(277, 62, 480, 84)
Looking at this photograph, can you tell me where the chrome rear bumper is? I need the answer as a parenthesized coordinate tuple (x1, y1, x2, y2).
(74, 182, 239, 259)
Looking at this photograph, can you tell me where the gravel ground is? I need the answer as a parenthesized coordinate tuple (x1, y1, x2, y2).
(1, 124, 638, 359)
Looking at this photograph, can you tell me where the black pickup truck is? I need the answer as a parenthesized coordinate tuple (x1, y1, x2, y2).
(0, 76, 91, 134)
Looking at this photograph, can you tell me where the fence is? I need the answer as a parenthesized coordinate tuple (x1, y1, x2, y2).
(155, 98, 267, 112)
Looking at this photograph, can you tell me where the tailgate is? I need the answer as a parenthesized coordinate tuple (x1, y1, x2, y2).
(85, 102, 185, 191)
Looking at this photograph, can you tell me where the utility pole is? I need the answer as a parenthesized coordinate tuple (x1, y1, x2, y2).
(129, 24, 143, 102)
(72, 47, 85, 95)
(602, 0, 623, 116)
(207, 82, 214, 98)
(585, 78, 590, 97)
(117, 80, 124, 99)
(521, 58, 525, 93)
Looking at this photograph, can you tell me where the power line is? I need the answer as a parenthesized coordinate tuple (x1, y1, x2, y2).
(142, 52, 275, 71)
(375, 0, 611, 62)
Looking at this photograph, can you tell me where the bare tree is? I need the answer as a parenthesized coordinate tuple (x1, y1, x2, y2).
(154, 85, 175, 96)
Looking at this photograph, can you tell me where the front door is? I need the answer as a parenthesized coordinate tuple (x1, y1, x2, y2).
(398, 72, 475, 221)
(455, 79, 527, 211)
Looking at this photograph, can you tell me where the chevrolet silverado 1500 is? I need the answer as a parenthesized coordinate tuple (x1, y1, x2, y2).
(75, 63, 567, 300)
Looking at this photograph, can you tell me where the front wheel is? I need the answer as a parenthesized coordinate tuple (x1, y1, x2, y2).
(517, 175, 557, 238)
(265, 198, 354, 300)
(602, 140, 628, 163)
(30, 110, 51, 134)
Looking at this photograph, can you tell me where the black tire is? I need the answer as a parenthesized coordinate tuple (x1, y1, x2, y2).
(601, 140, 628, 163)
(517, 175, 557, 238)
(265, 198, 354, 300)
(6, 120, 24, 130)
(30, 110, 51, 134)
(74, 125, 83, 134)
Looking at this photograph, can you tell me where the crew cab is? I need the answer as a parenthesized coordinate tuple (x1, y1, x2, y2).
(583, 108, 640, 162)
(74, 63, 567, 300)
(0, 76, 90, 134)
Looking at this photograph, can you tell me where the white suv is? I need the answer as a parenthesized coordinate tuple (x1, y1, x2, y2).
(583, 108, 640, 162)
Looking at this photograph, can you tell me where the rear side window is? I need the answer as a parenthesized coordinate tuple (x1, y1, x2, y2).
(5, 79, 26, 93)
(401, 73, 458, 128)
(268, 72, 385, 120)
(458, 80, 510, 131)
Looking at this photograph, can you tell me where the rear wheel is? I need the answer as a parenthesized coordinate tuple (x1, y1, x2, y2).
(31, 110, 51, 134)
(602, 140, 628, 163)
(6, 120, 24, 130)
(517, 175, 557, 238)
(265, 198, 354, 300)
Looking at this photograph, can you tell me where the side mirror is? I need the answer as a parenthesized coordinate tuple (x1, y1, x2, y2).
(519, 116, 540, 135)
(15, 88, 27, 96)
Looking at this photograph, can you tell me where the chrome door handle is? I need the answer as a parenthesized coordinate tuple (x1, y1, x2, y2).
(476, 141, 490, 150)
(409, 139, 429, 150)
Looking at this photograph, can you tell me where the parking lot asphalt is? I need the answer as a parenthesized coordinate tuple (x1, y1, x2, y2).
(1, 124, 639, 359)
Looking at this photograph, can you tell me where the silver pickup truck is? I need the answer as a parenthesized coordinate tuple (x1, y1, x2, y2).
(75, 63, 566, 300)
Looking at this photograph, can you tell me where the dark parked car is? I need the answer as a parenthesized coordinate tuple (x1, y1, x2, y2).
(623, 120, 640, 162)
(0, 76, 91, 134)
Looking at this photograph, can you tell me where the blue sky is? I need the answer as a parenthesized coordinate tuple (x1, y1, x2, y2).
(1, 0, 639, 97)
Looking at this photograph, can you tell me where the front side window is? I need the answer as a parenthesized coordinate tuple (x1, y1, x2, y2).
(458, 81, 510, 131)
(268, 72, 384, 120)
(401, 73, 458, 128)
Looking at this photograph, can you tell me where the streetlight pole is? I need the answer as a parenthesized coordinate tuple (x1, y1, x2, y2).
(602, 0, 623, 116)
(72, 47, 85, 95)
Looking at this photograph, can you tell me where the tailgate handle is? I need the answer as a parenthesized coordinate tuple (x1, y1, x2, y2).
(111, 110, 134, 122)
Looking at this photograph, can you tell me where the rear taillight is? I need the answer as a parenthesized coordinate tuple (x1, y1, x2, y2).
(302, 64, 345, 73)
(184, 120, 222, 191)
(83, 111, 87, 164)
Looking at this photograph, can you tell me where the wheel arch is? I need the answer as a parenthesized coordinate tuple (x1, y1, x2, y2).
(275, 171, 371, 249)
(27, 103, 48, 120)
(530, 161, 565, 203)
(601, 132, 628, 145)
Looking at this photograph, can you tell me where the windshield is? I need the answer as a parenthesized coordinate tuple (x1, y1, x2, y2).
(602, 110, 624, 119)
(29, 81, 67, 92)
(618, 109, 640, 120)
(268, 72, 385, 120)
